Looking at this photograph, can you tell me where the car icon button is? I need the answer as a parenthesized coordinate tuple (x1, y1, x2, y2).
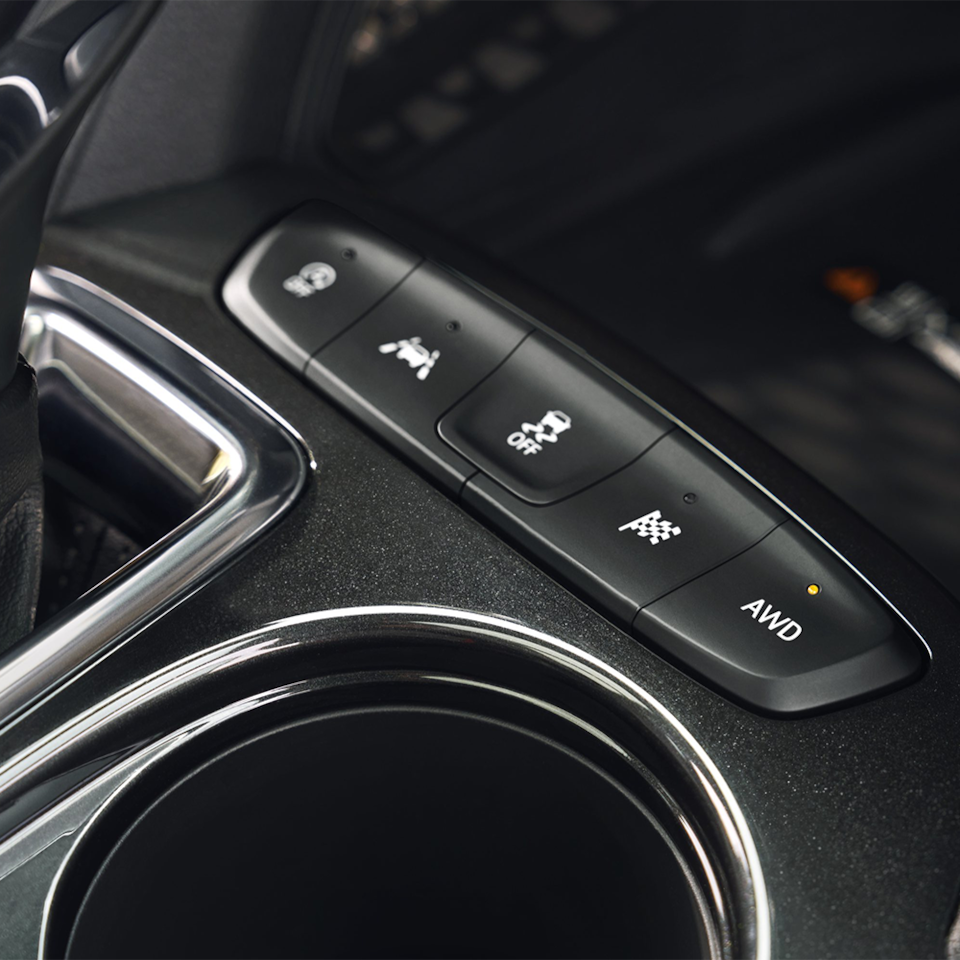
(308, 262, 531, 490)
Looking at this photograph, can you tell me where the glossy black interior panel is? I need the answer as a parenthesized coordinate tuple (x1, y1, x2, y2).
(63, 708, 705, 960)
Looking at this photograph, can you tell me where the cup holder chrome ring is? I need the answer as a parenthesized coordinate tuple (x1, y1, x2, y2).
(24, 606, 770, 960)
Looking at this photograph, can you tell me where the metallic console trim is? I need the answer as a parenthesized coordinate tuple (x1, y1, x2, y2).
(0, 268, 310, 728)
(0, 608, 768, 959)
(948, 902, 960, 960)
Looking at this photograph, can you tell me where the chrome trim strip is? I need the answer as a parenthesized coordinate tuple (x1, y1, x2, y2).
(948, 900, 960, 960)
(0, 268, 310, 729)
(35, 267, 317, 470)
(0, 607, 769, 960)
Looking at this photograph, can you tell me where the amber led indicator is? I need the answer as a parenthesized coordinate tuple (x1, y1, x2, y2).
(824, 267, 879, 304)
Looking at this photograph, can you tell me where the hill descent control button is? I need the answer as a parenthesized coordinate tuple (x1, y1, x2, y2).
(635, 521, 924, 714)
(224, 202, 422, 371)
(439, 332, 669, 504)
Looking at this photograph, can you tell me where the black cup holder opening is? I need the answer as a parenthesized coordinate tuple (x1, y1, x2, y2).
(59, 705, 710, 959)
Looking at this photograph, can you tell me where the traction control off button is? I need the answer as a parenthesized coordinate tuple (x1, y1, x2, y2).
(439, 331, 669, 504)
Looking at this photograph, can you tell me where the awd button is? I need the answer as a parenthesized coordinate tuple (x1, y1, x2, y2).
(738, 598, 803, 641)
(636, 522, 924, 715)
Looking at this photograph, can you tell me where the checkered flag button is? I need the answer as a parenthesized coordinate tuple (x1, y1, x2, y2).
(618, 509, 682, 545)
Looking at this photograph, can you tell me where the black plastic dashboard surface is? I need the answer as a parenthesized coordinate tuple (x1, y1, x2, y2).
(0, 172, 957, 960)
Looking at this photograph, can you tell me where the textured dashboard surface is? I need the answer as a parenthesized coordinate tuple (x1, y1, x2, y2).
(0, 182, 958, 959)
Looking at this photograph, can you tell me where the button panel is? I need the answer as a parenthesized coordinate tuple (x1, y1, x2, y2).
(439, 331, 669, 504)
(307, 263, 531, 489)
(637, 522, 924, 714)
(223, 202, 422, 371)
(224, 202, 927, 716)
(464, 431, 784, 623)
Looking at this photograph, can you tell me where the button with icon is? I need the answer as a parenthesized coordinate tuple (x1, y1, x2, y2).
(440, 332, 670, 504)
(308, 262, 531, 490)
(224, 201, 422, 371)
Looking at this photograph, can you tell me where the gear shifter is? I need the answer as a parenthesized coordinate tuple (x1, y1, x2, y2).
(0, 1, 155, 649)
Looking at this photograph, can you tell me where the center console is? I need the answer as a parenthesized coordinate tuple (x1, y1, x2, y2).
(225, 201, 926, 716)
(0, 173, 956, 960)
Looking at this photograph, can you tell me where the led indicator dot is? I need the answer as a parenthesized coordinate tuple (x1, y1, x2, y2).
(807, 583, 821, 596)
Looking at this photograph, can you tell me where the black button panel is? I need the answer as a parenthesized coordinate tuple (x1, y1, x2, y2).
(463, 431, 784, 623)
(223, 202, 421, 371)
(439, 332, 669, 504)
(637, 522, 924, 714)
(307, 263, 531, 490)
(224, 202, 927, 716)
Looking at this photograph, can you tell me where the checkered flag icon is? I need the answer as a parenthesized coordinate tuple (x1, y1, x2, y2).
(618, 509, 682, 545)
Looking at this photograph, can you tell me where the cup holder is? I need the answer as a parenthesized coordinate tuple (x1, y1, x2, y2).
(54, 707, 710, 959)
(31, 610, 767, 959)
